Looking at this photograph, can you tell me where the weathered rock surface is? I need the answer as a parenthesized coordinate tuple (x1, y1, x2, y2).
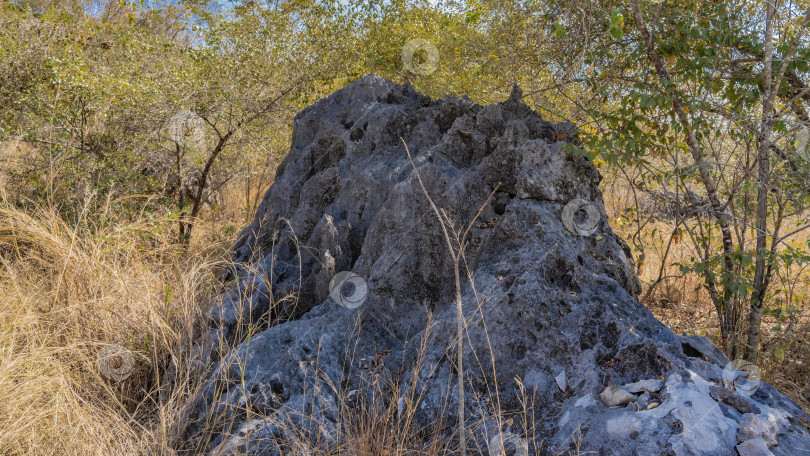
(173, 75, 810, 455)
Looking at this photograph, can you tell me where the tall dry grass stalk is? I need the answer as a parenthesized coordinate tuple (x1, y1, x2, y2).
(402, 139, 501, 455)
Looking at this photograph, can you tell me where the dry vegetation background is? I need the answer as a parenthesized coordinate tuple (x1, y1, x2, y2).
(1, 0, 810, 454)
(602, 177, 810, 413)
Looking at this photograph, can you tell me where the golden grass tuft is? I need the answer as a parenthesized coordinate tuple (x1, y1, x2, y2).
(0, 198, 229, 455)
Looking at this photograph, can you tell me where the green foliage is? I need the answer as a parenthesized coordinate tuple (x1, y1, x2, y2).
(1, 0, 808, 360)
(0, 0, 354, 231)
(573, 0, 810, 357)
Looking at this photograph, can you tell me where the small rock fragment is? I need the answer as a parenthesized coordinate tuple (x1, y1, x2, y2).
(599, 385, 637, 407)
(679, 334, 730, 366)
(735, 438, 775, 456)
(646, 402, 660, 410)
(717, 401, 743, 422)
(636, 392, 651, 410)
(573, 394, 598, 408)
(555, 371, 567, 392)
(622, 379, 663, 394)
(709, 386, 761, 414)
(737, 414, 780, 447)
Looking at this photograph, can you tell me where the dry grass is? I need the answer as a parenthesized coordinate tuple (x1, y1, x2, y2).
(0, 195, 231, 455)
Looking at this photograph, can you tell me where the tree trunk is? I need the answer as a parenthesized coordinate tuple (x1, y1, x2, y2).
(184, 132, 233, 241)
(745, 0, 776, 363)
(631, 0, 739, 355)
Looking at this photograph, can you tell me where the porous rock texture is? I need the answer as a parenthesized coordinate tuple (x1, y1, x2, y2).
(175, 75, 810, 455)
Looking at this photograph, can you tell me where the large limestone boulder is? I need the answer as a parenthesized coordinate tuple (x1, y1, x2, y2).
(174, 75, 810, 455)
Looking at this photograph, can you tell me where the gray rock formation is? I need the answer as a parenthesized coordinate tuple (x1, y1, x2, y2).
(173, 75, 810, 455)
